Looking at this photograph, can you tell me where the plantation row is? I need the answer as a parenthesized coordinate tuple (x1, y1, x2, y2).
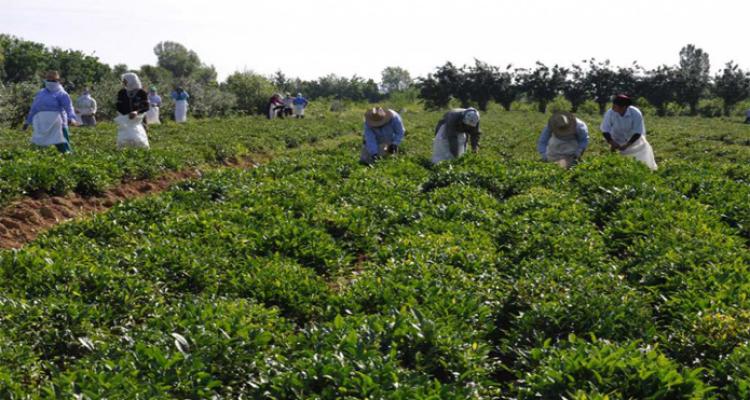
(0, 105, 356, 208)
(2, 104, 750, 209)
(1, 124, 750, 397)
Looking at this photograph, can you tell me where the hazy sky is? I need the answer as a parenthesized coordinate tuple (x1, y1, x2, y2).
(2, 0, 748, 82)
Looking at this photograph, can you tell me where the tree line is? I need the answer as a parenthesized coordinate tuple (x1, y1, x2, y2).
(1, 35, 749, 128)
(418, 45, 750, 117)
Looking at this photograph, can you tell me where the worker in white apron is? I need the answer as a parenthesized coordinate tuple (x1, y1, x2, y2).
(600, 94, 657, 171)
(23, 70, 79, 154)
(431, 108, 481, 164)
(537, 112, 589, 169)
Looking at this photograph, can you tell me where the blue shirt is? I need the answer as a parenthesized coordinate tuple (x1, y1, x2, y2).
(537, 118, 589, 157)
(26, 87, 78, 126)
(363, 111, 405, 156)
(293, 96, 308, 106)
(171, 91, 189, 101)
(149, 94, 162, 106)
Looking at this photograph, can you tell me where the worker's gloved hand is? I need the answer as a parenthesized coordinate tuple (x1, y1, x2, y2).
(387, 144, 398, 154)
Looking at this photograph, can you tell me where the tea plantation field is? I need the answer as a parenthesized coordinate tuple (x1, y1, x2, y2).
(1, 106, 750, 398)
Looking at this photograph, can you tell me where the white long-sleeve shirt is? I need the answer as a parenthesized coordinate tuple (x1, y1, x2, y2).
(600, 106, 646, 145)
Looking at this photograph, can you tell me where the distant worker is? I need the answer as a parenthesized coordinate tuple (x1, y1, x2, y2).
(171, 86, 190, 123)
(22, 70, 79, 154)
(75, 88, 97, 127)
(117, 73, 150, 122)
(360, 106, 405, 165)
(537, 112, 589, 168)
(267, 93, 284, 119)
(600, 94, 657, 170)
(745, 108, 750, 124)
(115, 72, 150, 149)
(146, 86, 162, 125)
(431, 108, 481, 164)
(293, 92, 309, 119)
(282, 93, 294, 117)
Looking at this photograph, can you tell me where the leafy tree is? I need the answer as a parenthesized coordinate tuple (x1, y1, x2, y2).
(153, 41, 202, 79)
(519, 62, 568, 113)
(637, 65, 678, 116)
(466, 59, 498, 111)
(418, 62, 465, 110)
(677, 44, 710, 115)
(714, 61, 750, 116)
(585, 59, 638, 114)
(139, 65, 173, 88)
(46, 48, 110, 91)
(191, 65, 218, 85)
(492, 65, 519, 111)
(0, 34, 46, 83)
(380, 66, 412, 94)
(223, 70, 276, 114)
(112, 64, 129, 78)
(584, 59, 618, 114)
(272, 70, 295, 94)
(612, 63, 639, 104)
(562, 64, 589, 112)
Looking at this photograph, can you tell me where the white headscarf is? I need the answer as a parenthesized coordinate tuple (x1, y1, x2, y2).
(121, 72, 142, 92)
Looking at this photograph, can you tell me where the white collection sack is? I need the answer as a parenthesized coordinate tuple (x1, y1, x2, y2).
(174, 100, 188, 123)
(145, 106, 161, 125)
(114, 114, 150, 150)
(431, 125, 467, 164)
(620, 137, 657, 171)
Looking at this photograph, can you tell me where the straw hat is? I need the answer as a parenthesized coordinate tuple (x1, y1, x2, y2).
(548, 112, 577, 138)
(364, 107, 394, 128)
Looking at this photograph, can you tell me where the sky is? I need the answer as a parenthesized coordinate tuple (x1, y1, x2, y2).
(2, 0, 749, 82)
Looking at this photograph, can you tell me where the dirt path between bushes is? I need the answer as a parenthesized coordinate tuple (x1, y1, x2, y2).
(0, 134, 358, 250)
(0, 156, 263, 249)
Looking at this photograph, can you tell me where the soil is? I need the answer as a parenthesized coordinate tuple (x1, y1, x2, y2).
(0, 156, 262, 249)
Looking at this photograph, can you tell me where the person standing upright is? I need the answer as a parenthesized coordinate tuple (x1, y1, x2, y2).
(171, 86, 190, 123)
(293, 92, 309, 118)
(23, 70, 79, 154)
(146, 86, 162, 125)
(75, 88, 97, 127)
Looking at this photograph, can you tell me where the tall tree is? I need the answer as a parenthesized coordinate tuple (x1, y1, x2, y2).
(0, 35, 46, 83)
(519, 62, 568, 113)
(380, 66, 412, 93)
(637, 65, 678, 116)
(273, 70, 294, 93)
(677, 44, 710, 115)
(562, 64, 589, 113)
(153, 41, 202, 79)
(466, 59, 498, 111)
(47, 48, 110, 91)
(584, 59, 618, 114)
(223, 70, 276, 114)
(418, 62, 464, 110)
(492, 65, 519, 111)
(714, 61, 750, 116)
